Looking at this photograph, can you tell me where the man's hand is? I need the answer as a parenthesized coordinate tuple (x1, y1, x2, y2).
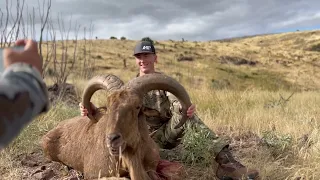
(187, 104, 196, 118)
(0, 39, 48, 150)
(3, 39, 42, 74)
(79, 102, 97, 116)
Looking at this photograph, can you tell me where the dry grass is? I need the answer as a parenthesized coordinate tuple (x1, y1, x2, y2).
(1, 30, 320, 180)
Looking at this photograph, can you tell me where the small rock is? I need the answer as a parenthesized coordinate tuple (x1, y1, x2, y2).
(21, 158, 39, 167)
(99, 177, 130, 180)
(68, 177, 79, 180)
(32, 169, 55, 180)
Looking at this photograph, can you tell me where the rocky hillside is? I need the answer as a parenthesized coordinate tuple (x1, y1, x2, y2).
(43, 29, 320, 92)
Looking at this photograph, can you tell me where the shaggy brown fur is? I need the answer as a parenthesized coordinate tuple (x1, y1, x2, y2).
(41, 89, 161, 180)
(41, 73, 192, 180)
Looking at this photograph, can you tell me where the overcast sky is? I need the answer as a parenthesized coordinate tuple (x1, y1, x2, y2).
(0, 0, 320, 41)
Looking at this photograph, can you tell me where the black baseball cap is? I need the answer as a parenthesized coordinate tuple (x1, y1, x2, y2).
(133, 41, 156, 55)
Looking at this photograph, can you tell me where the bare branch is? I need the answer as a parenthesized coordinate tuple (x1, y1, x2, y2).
(0, 9, 4, 47)
(13, 0, 26, 43)
(70, 22, 81, 72)
(2, 0, 10, 46)
(38, 0, 51, 61)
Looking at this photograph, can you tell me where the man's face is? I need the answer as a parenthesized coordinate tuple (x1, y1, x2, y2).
(134, 53, 157, 74)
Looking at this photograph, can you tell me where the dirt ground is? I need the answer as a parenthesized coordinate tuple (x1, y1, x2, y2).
(0, 128, 266, 180)
(47, 83, 79, 108)
(1, 83, 268, 179)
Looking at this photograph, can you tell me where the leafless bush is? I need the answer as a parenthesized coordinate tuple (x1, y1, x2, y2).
(38, 0, 51, 70)
(220, 55, 258, 66)
(0, 0, 95, 99)
(307, 43, 320, 52)
(44, 15, 95, 100)
(80, 22, 95, 79)
(46, 13, 80, 85)
(177, 55, 194, 62)
(0, 0, 26, 47)
(264, 92, 295, 109)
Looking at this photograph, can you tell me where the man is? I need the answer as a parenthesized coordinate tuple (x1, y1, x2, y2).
(0, 39, 49, 150)
(79, 40, 259, 179)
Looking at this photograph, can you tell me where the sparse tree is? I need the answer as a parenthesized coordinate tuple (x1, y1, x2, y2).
(0, 0, 95, 88)
(141, 37, 154, 45)
(38, 0, 51, 69)
(110, 36, 117, 39)
(0, 0, 27, 47)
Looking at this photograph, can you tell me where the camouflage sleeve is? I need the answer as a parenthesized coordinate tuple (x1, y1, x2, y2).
(166, 92, 200, 124)
(0, 63, 49, 149)
(166, 92, 183, 115)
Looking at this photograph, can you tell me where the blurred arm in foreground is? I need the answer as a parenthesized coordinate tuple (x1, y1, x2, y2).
(0, 39, 49, 150)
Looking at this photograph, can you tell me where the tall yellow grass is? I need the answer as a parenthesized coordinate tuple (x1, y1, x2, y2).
(1, 30, 320, 179)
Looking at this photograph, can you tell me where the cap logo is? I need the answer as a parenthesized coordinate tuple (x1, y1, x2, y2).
(142, 45, 151, 50)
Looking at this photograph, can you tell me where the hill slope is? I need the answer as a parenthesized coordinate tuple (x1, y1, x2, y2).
(48, 29, 320, 92)
(1, 30, 320, 180)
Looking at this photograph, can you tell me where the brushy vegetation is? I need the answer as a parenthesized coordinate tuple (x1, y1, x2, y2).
(2, 83, 320, 179)
(1, 0, 320, 179)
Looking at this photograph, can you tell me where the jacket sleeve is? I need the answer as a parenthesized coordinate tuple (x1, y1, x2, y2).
(0, 63, 49, 149)
(167, 91, 198, 122)
(166, 92, 183, 114)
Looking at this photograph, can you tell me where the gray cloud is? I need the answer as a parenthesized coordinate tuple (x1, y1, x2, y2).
(0, 0, 319, 41)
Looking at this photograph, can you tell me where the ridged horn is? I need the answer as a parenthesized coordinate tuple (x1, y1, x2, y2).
(124, 73, 192, 129)
(82, 74, 124, 121)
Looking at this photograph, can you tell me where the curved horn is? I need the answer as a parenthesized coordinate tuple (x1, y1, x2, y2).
(124, 73, 192, 129)
(82, 74, 124, 121)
